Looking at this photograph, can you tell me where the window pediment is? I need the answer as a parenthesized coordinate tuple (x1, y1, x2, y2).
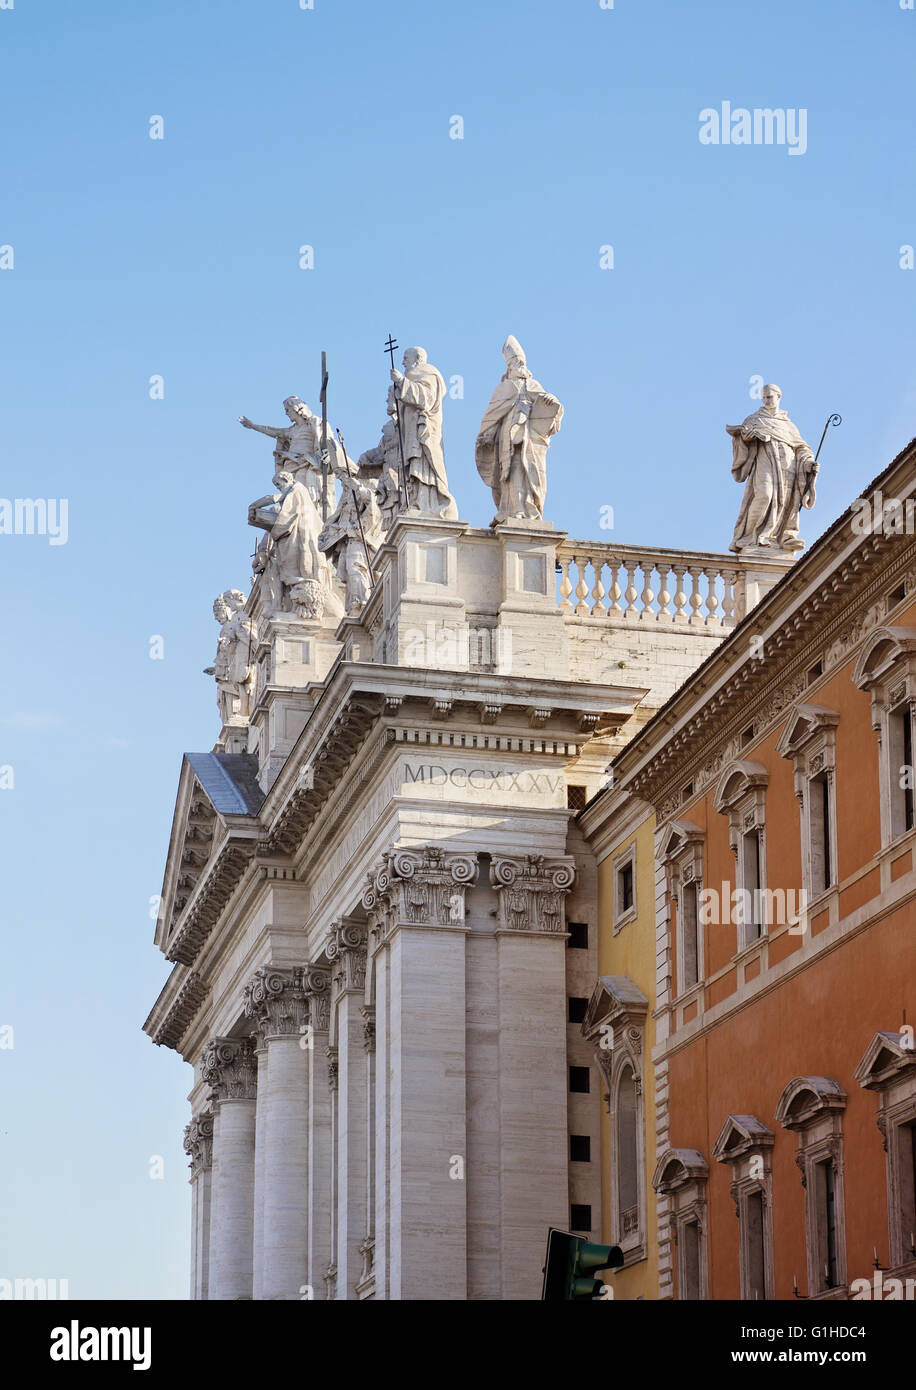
(775, 1075, 847, 1131)
(660, 820, 705, 865)
(775, 704, 840, 759)
(581, 974, 648, 1043)
(854, 1031, 916, 1091)
(713, 760, 769, 815)
(713, 1114, 775, 1162)
(852, 626, 916, 692)
(653, 1147, 709, 1194)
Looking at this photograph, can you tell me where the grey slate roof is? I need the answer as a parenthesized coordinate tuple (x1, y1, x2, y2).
(184, 752, 264, 817)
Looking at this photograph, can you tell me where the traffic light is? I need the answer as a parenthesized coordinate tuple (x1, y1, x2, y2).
(541, 1227, 625, 1300)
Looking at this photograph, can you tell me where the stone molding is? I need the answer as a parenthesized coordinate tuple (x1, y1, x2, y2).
(362, 844, 478, 943)
(183, 1111, 214, 1176)
(489, 853, 576, 934)
(150, 969, 208, 1050)
(201, 1036, 257, 1103)
(167, 840, 257, 967)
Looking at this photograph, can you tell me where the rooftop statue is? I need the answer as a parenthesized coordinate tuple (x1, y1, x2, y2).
(728, 384, 817, 554)
(318, 446, 384, 614)
(203, 589, 255, 723)
(389, 347, 458, 520)
(475, 336, 564, 525)
(357, 386, 403, 535)
(248, 470, 329, 619)
(239, 396, 340, 520)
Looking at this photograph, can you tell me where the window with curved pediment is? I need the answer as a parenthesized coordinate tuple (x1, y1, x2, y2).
(581, 976, 648, 1264)
(776, 1076, 847, 1296)
(653, 1148, 709, 1299)
(855, 1032, 916, 1270)
(852, 627, 916, 846)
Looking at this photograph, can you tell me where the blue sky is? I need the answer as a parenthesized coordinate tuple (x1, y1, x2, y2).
(1, 0, 913, 1298)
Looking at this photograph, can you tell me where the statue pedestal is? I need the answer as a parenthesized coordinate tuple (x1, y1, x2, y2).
(247, 590, 343, 790)
(733, 549, 798, 610)
(493, 519, 570, 680)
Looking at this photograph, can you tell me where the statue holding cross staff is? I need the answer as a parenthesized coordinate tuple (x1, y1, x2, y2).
(385, 338, 459, 521)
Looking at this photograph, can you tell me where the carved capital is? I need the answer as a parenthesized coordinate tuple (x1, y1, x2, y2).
(201, 1037, 257, 1102)
(303, 966, 331, 1032)
(326, 921, 368, 996)
(363, 844, 478, 944)
(183, 1111, 214, 1175)
(490, 853, 576, 933)
(243, 966, 309, 1039)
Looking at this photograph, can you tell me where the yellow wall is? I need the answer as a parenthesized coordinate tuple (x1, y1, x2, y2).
(596, 808, 658, 1300)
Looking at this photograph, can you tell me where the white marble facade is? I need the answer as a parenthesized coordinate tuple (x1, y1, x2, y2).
(145, 350, 796, 1299)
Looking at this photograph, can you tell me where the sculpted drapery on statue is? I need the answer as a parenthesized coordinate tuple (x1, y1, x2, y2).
(239, 396, 340, 520)
(248, 470, 329, 618)
(357, 387, 402, 535)
(318, 449, 384, 614)
(389, 347, 458, 519)
(728, 384, 817, 554)
(204, 589, 254, 722)
(475, 336, 564, 523)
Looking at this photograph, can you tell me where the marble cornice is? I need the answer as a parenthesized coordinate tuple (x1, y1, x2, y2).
(166, 836, 260, 967)
(261, 663, 644, 859)
(144, 966, 208, 1051)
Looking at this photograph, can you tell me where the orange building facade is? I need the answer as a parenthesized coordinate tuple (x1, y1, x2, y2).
(610, 438, 916, 1300)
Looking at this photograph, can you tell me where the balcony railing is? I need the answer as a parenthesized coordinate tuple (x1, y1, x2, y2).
(556, 541, 788, 628)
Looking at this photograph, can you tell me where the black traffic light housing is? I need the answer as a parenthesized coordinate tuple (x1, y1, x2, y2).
(541, 1227, 625, 1300)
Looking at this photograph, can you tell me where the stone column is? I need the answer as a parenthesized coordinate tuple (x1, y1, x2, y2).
(251, 1040, 268, 1300)
(326, 922, 369, 1299)
(356, 1004, 377, 1299)
(491, 854, 575, 1299)
(202, 1038, 257, 1300)
(304, 966, 332, 1294)
(363, 846, 476, 1300)
(244, 967, 311, 1301)
(183, 1111, 214, 1300)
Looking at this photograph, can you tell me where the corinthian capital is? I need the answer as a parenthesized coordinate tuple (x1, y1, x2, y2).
(303, 966, 331, 1032)
(490, 854, 575, 933)
(362, 844, 478, 943)
(183, 1111, 214, 1175)
(201, 1037, 257, 1102)
(325, 921, 368, 996)
(243, 966, 309, 1039)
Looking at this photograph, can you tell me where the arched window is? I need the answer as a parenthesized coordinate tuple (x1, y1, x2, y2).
(617, 1066, 639, 1238)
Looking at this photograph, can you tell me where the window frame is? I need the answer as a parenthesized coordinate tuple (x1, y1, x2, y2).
(852, 626, 916, 849)
(612, 840, 638, 934)
(712, 1114, 776, 1300)
(713, 761, 770, 950)
(776, 703, 840, 906)
(855, 1031, 916, 1270)
(775, 1075, 848, 1297)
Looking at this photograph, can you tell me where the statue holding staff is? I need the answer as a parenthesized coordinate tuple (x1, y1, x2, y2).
(728, 384, 817, 553)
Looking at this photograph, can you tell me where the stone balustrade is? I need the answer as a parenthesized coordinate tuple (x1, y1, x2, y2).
(556, 541, 790, 629)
